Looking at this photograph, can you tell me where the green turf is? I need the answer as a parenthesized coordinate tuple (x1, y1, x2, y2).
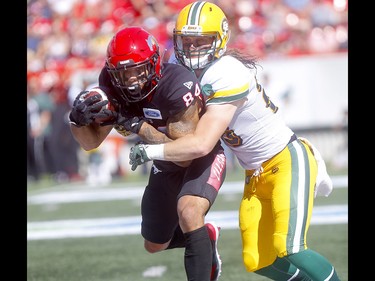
(27, 225, 348, 281)
(27, 173, 348, 281)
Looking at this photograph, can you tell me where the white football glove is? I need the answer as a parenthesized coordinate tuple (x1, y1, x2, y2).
(299, 137, 333, 197)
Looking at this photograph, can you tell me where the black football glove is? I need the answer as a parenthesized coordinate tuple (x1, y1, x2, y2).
(69, 91, 108, 127)
(96, 109, 146, 134)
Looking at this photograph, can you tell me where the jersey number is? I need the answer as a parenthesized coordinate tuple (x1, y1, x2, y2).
(222, 81, 278, 148)
(257, 82, 278, 113)
(182, 83, 201, 107)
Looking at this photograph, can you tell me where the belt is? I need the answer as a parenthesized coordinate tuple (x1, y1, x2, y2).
(288, 133, 297, 144)
(246, 133, 297, 178)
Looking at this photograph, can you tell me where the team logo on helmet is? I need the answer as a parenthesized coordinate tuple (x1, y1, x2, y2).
(222, 19, 229, 36)
(146, 35, 158, 51)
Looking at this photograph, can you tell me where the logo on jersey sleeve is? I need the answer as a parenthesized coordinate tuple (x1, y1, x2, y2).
(202, 84, 214, 97)
(143, 108, 162, 119)
(222, 129, 243, 147)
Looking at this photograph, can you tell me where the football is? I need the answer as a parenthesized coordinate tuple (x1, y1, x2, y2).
(81, 87, 116, 123)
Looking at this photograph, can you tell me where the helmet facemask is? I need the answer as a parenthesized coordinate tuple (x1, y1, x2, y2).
(173, 31, 222, 70)
(106, 53, 159, 103)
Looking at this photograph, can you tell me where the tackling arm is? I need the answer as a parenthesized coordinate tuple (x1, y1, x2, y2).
(162, 102, 237, 160)
(137, 99, 202, 167)
(129, 100, 242, 170)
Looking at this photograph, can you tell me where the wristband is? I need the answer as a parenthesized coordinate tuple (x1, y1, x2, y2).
(132, 118, 145, 134)
(69, 121, 82, 128)
(145, 144, 165, 160)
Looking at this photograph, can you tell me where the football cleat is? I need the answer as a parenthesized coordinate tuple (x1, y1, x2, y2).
(206, 222, 222, 281)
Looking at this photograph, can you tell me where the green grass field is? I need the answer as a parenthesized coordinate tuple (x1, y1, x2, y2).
(27, 171, 348, 281)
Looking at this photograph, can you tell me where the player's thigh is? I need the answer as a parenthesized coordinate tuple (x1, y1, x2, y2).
(178, 145, 226, 207)
(141, 163, 185, 244)
(239, 193, 275, 271)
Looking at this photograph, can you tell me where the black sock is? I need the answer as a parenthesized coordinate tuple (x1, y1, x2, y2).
(184, 225, 212, 281)
(166, 225, 186, 249)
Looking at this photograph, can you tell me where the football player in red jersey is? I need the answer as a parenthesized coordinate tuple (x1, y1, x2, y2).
(69, 26, 225, 281)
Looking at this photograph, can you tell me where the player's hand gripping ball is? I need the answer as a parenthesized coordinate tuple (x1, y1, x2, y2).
(82, 87, 116, 124)
(69, 87, 116, 127)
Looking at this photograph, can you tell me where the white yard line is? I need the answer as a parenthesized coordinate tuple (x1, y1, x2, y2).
(27, 176, 348, 241)
(27, 175, 347, 205)
(27, 205, 348, 241)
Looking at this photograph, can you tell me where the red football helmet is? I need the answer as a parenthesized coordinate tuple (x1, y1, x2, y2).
(106, 27, 162, 103)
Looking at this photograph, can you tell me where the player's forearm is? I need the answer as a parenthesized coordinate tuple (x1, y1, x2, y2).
(160, 109, 228, 161)
(144, 134, 213, 161)
(137, 121, 193, 166)
(143, 114, 226, 161)
(70, 123, 111, 151)
(168, 134, 213, 160)
(138, 122, 172, 144)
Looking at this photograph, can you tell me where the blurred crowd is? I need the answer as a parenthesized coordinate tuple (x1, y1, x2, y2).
(27, 0, 348, 184)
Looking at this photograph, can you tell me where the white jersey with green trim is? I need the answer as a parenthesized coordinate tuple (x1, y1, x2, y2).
(201, 55, 294, 170)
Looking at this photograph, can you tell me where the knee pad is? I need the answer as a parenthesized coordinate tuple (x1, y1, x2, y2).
(242, 250, 275, 272)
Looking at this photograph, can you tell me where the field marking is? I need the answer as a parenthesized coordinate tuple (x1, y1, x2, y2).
(28, 176, 347, 241)
(27, 175, 347, 205)
(142, 266, 167, 278)
(27, 205, 347, 241)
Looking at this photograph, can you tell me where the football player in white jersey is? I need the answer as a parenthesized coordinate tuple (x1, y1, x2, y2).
(129, 1, 340, 281)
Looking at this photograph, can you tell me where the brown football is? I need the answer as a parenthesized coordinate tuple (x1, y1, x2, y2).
(83, 87, 115, 123)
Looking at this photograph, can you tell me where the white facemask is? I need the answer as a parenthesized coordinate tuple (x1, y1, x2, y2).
(183, 53, 212, 70)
